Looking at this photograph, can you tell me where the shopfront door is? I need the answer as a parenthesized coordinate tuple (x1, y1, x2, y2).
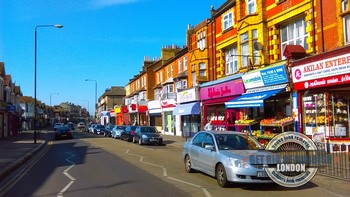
(225, 110, 236, 131)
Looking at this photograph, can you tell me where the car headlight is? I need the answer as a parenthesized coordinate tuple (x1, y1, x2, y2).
(229, 158, 249, 168)
(142, 134, 148, 138)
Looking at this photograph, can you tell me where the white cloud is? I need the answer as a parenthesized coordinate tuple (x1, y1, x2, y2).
(91, 0, 140, 8)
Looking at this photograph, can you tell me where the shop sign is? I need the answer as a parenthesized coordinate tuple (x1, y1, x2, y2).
(138, 105, 148, 112)
(177, 88, 198, 103)
(293, 73, 350, 90)
(200, 79, 244, 100)
(7, 105, 16, 112)
(120, 106, 128, 113)
(148, 100, 161, 109)
(109, 109, 116, 117)
(161, 99, 177, 108)
(242, 64, 288, 89)
(292, 53, 350, 85)
(114, 107, 121, 114)
(100, 111, 110, 117)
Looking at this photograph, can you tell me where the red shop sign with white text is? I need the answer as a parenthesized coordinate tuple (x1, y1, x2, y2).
(293, 73, 350, 90)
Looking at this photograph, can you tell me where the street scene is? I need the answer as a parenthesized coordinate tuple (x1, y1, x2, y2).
(1, 0, 350, 196)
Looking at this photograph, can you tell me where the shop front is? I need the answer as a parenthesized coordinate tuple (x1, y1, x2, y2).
(128, 104, 138, 125)
(200, 74, 245, 131)
(121, 105, 129, 125)
(161, 99, 176, 135)
(173, 88, 200, 137)
(148, 100, 162, 131)
(291, 46, 350, 152)
(225, 63, 294, 144)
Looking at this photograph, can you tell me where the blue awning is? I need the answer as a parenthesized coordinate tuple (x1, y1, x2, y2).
(225, 89, 284, 108)
(173, 102, 200, 115)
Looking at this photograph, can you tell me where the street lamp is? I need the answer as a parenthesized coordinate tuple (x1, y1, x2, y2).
(34, 24, 63, 144)
(50, 92, 59, 106)
(85, 79, 97, 119)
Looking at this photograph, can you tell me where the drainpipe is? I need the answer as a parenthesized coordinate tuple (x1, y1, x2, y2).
(319, 0, 325, 52)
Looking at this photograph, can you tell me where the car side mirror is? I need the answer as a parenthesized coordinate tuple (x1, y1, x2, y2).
(204, 144, 215, 151)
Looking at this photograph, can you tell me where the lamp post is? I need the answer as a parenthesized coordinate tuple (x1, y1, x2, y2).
(50, 92, 59, 106)
(34, 24, 63, 144)
(85, 79, 97, 119)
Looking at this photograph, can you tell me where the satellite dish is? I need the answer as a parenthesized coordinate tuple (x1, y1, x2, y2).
(253, 42, 264, 51)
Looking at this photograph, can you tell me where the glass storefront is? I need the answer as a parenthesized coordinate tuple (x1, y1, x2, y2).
(163, 111, 174, 133)
(181, 115, 200, 137)
(302, 91, 350, 138)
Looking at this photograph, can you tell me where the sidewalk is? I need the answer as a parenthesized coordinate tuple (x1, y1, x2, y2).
(0, 131, 45, 181)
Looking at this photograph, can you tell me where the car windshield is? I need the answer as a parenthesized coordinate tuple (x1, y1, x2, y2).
(140, 127, 157, 133)
(57, 126, 70, 132)
(117, 126, 125, 130)
(215, 134, 264, 150)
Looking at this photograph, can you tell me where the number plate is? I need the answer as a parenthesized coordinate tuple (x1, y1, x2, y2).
(257, 171, 268, 177)
(150, 139, 157, 141)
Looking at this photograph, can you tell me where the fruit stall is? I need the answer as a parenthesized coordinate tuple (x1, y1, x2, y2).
(257, 117, 294, 144)
(234, 119, 259, 136)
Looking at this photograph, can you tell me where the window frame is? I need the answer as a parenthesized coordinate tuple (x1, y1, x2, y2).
(225, 46, 238, 75)
(223, 12, 233, 31)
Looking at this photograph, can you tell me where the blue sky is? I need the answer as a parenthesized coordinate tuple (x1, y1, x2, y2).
(0, 0, 225, 114)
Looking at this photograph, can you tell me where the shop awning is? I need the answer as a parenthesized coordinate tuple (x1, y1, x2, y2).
(225, 88, 284, 108)
(173, 102, 200, 115)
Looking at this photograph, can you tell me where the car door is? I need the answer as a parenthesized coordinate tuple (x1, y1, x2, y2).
(197, 133, 216, 175)
(188, 133, 206, 170)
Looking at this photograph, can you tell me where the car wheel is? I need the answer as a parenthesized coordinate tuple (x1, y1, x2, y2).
(184, 155, 194, 173)
(216, 164, 229, 187)
(138, 138, 142, 145)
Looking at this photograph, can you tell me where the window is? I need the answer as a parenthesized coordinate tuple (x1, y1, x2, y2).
(199, 62, 206, 77)
(225, 46, 238, 75)
(247, 0, 256, 15)
(240, 32, 249, 67)
(183, 56, 188, 71)
(280, 18, 308, 59)
(182, 80, 187, 89)
(223, 12, 233, 30)
(159, 71, 163, 82)
(343, 0, 350, 44)
(178, 59, 182, 73)
(197, 31, 206, 50)
(252, 29, 259, 65)
(176, 81, 182, 90)
(138, 91, 146, 102)
(176, 80, 187, 91)
(192, 72, 197, 86)
(154, 89, 161, 100)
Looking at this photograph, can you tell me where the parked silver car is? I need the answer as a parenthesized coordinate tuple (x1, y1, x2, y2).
(111, 125, 126, 139)
(182, 130, 276, 187)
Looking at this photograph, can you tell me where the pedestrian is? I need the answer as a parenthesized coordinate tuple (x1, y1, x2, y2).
(204, 120, 213, 131)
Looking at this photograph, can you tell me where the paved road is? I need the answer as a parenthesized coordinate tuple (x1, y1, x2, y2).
(0, 131, 190, 197)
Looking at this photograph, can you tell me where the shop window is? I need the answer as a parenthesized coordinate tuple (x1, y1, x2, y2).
(280, 18, 308, 60)
(302, 91, 350, 138)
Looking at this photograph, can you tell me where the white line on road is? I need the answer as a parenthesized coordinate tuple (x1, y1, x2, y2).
(57, 152, 76, 197)
(125, 149, 212, 197)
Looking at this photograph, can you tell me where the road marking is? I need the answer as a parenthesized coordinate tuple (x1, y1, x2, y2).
(57, 152, 76, 197)
(0, 141, 52, 196)
(125, 149, 212, 197)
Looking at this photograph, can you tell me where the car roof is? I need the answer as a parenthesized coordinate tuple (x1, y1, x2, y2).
(198, 130, 245, 135)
